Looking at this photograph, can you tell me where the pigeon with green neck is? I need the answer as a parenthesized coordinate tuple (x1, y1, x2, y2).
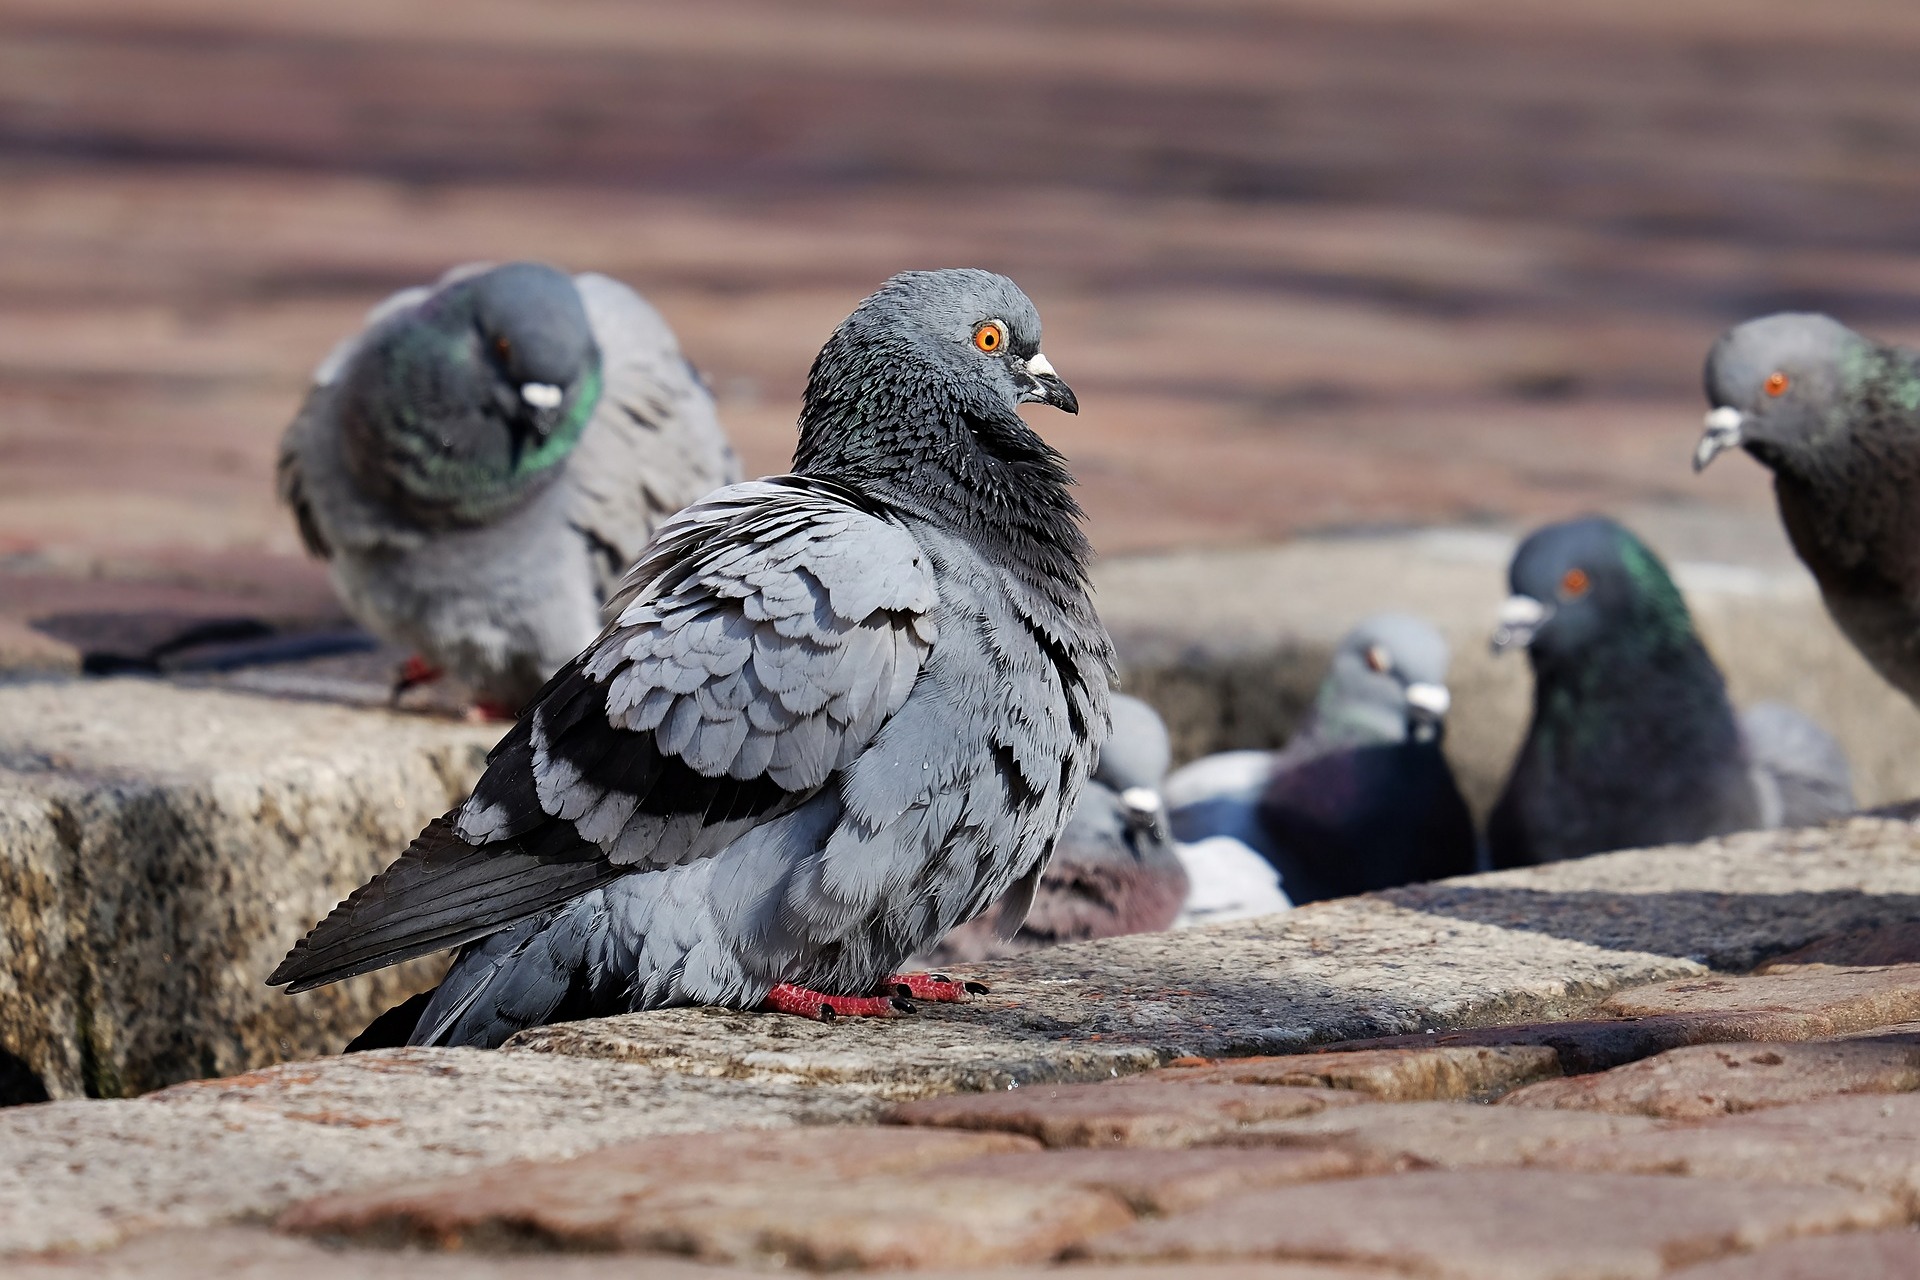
(1489, 515, 1851, 868)
(279, 261, 738, 715)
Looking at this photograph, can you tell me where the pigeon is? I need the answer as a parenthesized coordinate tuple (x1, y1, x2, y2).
(278, 261, 739, 714)
(1697, 312, 1920, 707)
(1166, 612, 1475, 905)
(270, 268, 1111, 1047)
(923, 694, 1189, 962)
(1488, 515, 1853, 868)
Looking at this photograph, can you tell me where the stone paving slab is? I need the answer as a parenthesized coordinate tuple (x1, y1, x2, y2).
(1499, 1041, 1920, 1118)
(1154, 1045, 1563, 1101)
(1596, 966, 1920, 1035)
(885, 1082, 1362, 1149)
(1533, 1125, 1920, 1212)
(1074, 1170, 1903, 1278)
(1213, 1099, 1671, 1169)
(1759, 922, 1920, 971)
(0, 679, 499, 1099)
(0, 1050, 880, 1256)
(508, 820, 1920, 1090)
(1669, 1230, 1920, 1279)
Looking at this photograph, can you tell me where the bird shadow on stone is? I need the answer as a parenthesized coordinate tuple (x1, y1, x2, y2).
(1383, 881, 1920, 972)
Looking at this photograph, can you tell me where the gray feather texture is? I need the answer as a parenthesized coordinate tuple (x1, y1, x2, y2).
(278, 261, 739, 710)
(272, 268, 1112, 1048)
(924, 693, 1188, 962)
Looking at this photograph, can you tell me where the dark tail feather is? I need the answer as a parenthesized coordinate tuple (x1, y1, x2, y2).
(345, 990, 433, 1052)
(268, 814, 623, 994)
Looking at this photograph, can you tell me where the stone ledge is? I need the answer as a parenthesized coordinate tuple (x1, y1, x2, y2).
(0, 679, 499, 1099)
(507, 820, 1920, 1089)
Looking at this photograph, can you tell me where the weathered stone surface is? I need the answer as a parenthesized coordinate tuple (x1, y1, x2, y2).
(293, 1164, 1130, 1270)
(278, 1127, 1041, 1248)
(1597, 965, 1920, 1036)
(1760, 922, 1920, 971)
(0, 1048, 881, 1256)
(1157, 1046, 1562, 1101)
(1074, 1170, 1903, 1276)
(0, 680, 500, 1099)
(1669, 1230, 1920, 1278)
(1533, 1126, 1920, 1210)
(510, 821, 1920, 1090)
(1715, 1089, 1920, 1139)
(1316, 1015, 1803, 1076)
(1215, 1099, 1668, 1168)
(10, 1226, 751, 1278)
(1499, 1041, 1920, 1118)
(934, 1147, 1369, 1215)
(887, 1082, 1359, 1149)
(0, 623, 79, 676)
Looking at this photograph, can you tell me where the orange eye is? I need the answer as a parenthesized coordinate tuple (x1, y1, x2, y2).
(493, 336, 512, 361)
(1364, 644, 1392, 674)
(973, 321, 1006, 354)
(1560, 567, 1590, 599)
(1764, 371, 1790, 397)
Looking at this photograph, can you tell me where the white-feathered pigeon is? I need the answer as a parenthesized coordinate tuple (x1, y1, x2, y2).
(1488, 515, 1853, 868)
(1166, 612, 1474, 905)
(278, 261, 739, 714)
(270, 269, 1112, 1046)
(1697, 312, 1920, 709)
(923, 694, 1188, 961)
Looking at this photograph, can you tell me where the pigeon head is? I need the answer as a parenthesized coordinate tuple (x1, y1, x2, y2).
(1095, 694, 1172, 793)
(1696, 313, 1868, 476)
(1492, 516, 1695, 672)
(340, 262, 603, 526)
(1313, 612, 1454, 748)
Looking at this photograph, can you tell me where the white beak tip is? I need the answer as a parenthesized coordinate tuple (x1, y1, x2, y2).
(520, 382, 564, 410)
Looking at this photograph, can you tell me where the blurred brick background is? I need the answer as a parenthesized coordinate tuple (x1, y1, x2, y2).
(5, 0, 1920, 623)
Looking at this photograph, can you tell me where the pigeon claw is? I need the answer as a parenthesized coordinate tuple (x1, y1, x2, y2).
(762, 983, 907, 1021)
(885, 973, 982, 1003)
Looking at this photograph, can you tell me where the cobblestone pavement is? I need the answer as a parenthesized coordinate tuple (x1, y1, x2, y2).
(13, 869, 1920, 1275)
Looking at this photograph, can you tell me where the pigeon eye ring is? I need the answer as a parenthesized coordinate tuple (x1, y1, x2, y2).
(1560, 567, 1590, 599)
(973, 320, 1007, 354)
(1764, 371, 1790, 397)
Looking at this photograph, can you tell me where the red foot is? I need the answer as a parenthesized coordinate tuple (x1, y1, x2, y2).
(762, 982, 910, 1021)
(469, 698, 520, 722)
(393, 655, 444, 696)
(885, 973, 989, 1002)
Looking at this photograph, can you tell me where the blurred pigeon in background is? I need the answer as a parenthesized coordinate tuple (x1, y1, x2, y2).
(1698, 313, 1920, 709)
(1166, 612, 1475, 905)
(1488, 515, 1852, 868)
(278, 261, 739, 715)
(270, 268, 1112, 1047)
(925, 694, 1188, 961)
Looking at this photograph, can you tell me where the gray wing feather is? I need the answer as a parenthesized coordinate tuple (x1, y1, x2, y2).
(463, 479, 938, 875)
(566, 273, 741, 596)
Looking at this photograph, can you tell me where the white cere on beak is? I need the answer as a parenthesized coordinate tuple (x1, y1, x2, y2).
(1491, 594, 1550, 654)
(1026, 352, 1058, 379)
(1694, 405, 1746, 473)
(1403, 682, 1452, 719)
(1119, 786, 1164, 821)
(520, 382, 564, 410)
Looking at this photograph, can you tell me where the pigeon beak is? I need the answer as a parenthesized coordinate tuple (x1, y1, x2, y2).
(1491, 594, 1550, 655)
(520, 382, 565, 412)
(1119, 785, 1168, 841)
(1018, 352, 1079, 414)
(1694, 406, 1745, 473)
(1403, 681, 1451, 742)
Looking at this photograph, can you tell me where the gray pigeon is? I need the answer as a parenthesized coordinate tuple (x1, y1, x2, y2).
(278, 261, 739, 714)
(1697, 312, 1920, 707)
(270, 269, 1111, 1045)
(1166, 612, 1474, 904)
(1489, 516, 1853, 868)
(924, 694, 1188, 962)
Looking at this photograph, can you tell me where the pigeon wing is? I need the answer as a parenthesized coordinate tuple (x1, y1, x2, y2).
(566, 273, 742, 597)
(269, 477, 938, 992)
